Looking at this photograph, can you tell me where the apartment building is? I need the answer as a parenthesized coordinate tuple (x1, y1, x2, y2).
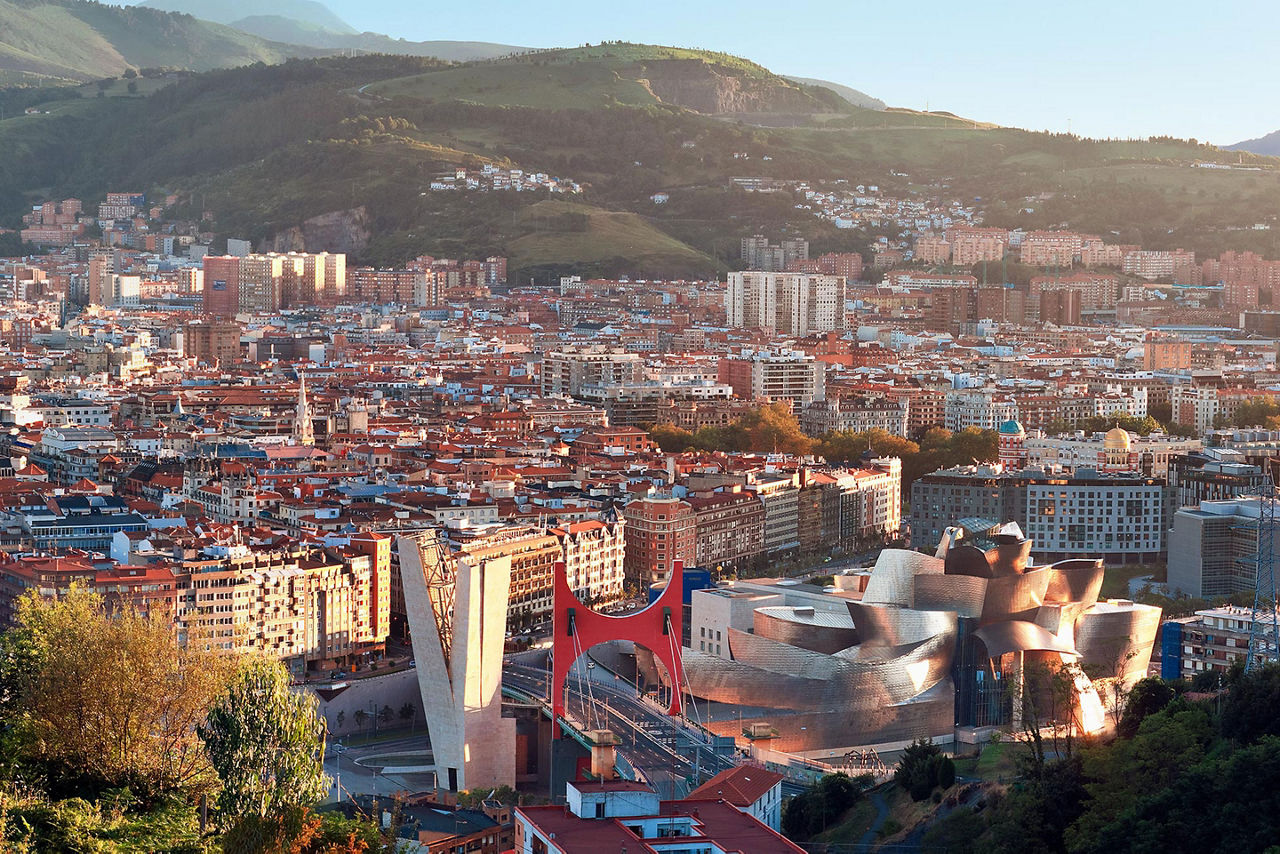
(717, 350, 826, 405)
(685, 488, 765, 573)
(622, 496, 696, 584)
(183, 536, 389, 673)
(202, 255, 240, 316)
(348, 268, 436, 306)
(1163, 606, 1268, 680)
(550, 519, 626, 606)
(913, 234, 951, 264)
(747, 474, 801, 555)
(446, 524, 562, 624)
(740, 234, 808, 271)
(725, 271, 847, 336)
(801, 396, 910, 437)
(0, 536, 392, 676)
(911, 465, 1166, 562)
(1020, 231, 1083, 267)
(184, 319, 243, 367)
(1023, 430, 1199, 477)
(1167, 453, 1264, 509)
(833, 457, 903, 541)
(1123, 249, 1199, 282)
(1030, 272, 1120, 311)
(944, 390, 1018, 432)
(816, 251, 864, 280)
(541, 348, 644, 398)
(947, 226, 1009, 265)
(884, 271, 978, 290)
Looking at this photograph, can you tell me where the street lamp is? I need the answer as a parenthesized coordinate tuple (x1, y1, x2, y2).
(333, 741, 347, 803)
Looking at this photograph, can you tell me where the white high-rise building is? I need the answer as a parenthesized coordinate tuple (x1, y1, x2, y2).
(541, 348, 644, 398)
(726, 272, 847, 337)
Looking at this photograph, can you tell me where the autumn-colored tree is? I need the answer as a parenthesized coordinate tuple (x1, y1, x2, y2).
(816, 428, 918, 464)
(650, 423, 695, 452)
(7, 587, 234, 795)
(689, 403, 812, 455)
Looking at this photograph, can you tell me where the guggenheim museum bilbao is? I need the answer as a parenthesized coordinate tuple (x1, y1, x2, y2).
(678, 523, 1162, 755)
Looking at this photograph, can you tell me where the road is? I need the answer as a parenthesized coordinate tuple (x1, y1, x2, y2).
(504, 659, 735, 798)
(325, 734, 434, 803)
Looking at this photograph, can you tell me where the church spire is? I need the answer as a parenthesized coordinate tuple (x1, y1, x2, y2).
(294, 372, 315, 446)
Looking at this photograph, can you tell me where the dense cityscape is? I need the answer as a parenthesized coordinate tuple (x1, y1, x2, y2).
(2, 2, 1280, 853)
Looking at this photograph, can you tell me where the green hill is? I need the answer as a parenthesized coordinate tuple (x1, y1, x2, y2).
(1, 49, 1278, 279)
(0, 0, 319, 84)
(369, 43, 854, 117)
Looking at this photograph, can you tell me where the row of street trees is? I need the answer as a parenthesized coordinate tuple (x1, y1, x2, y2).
(649, 403, 1000, 491)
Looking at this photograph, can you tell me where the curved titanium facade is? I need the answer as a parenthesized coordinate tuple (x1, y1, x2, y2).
(753, 607, 859, 654)
(681, 528, 1163, 753)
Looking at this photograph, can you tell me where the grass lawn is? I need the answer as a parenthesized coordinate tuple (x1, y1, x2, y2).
(1101, 563, 1160, 599)
(508, 200, 718, 276)
(370, 63, 659, 110)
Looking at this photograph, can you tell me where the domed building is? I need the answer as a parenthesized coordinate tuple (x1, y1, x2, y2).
(997, 418, 1027, 470)
(1100, 426, 1138, 472)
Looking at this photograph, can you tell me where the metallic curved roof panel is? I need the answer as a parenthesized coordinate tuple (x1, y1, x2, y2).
(973, 620, 1080, 659)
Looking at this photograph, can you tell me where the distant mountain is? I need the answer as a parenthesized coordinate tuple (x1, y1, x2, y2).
(226, 16, 528, 62)
(0, 0, 318, 84)
(784, 76, 885, 111)
(1226, 130, 1280, 157)
(137, 0, 356, 34)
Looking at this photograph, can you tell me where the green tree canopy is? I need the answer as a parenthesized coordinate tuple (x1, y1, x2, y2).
(199, 657, 330, 828)
(894, 738, 955, 801)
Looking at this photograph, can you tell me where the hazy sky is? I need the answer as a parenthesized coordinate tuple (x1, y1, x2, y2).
(187, 0, 1280, 144)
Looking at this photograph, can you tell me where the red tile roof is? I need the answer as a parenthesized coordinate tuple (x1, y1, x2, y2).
(687, 766, 784, 806)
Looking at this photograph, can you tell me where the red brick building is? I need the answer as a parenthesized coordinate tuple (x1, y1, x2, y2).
(202, 255, 240, 317)
(622, 496, 695, 584)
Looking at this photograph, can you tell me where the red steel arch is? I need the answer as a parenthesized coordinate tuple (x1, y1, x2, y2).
(551, 559, 687, 736)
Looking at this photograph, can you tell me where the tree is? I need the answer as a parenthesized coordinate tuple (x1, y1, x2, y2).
(198, 657, 330, 828)
(686, 403, 813, 455)
(122, 68, 138, 79)
(1220, 661, 1280, 744)
(220, 804, 391, 854)
(985, 754, 1086, 854)
(649, 423, 695, 452)
(127, 81, 138, 95)
(781, 772, 872, 840)
(1115, 676, 1176, 738)
(377, 705, 394, 728)
(353, 710, 369, 730)
(457, 785, 519, 808)
(1226, 397, 1280, 429)
(336, 710, 346, 731)
(7, 587, 233, 795)
(894, 738, 955, 801)
(817, 428, 917, 464)
(398, 703, 415, 731)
